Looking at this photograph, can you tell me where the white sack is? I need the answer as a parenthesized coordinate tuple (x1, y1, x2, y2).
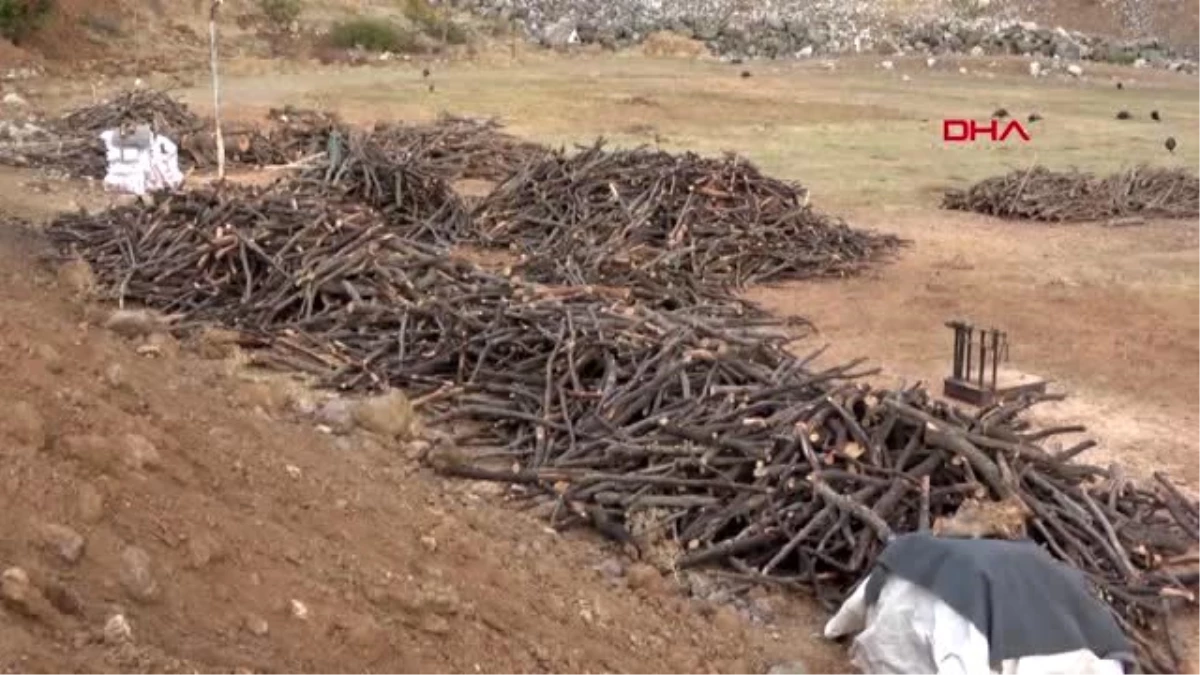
(824, 575, 1125, 675)
(100, 128, 183, 196)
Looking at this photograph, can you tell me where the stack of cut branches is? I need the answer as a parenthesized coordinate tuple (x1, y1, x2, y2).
(471, 141, 904, 308)
(369, 114, 551, 182)
(44, 181, 1197, 672)
(943, 165, 1200, 222)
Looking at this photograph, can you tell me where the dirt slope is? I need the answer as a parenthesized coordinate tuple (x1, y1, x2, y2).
(0, 203, 845, 672)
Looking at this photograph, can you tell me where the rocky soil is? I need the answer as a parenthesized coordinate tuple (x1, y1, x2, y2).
(0, 206, 846, 672)
(450, 0, 1197, 71)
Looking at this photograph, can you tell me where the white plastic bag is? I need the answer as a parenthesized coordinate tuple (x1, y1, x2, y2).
(100, 127, 183, 196)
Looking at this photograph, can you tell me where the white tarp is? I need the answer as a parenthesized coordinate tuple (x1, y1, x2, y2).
(100, 125, 183, 196)
(824, 574, 1126, 675)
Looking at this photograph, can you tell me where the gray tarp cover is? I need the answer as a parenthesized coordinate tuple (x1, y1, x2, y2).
(862, 532, 1135, 672)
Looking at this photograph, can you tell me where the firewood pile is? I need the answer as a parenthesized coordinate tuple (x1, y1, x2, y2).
(368, 114, 552, 182)
(42, 166, 1198, 671)
(0, 91, 549, 188)
(943, 165, 1200, 222)
(181, 106, 344, 170)
(0, 90, 206, 178)
(471, 141, 905, 309)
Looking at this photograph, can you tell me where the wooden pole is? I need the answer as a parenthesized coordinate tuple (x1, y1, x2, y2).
(209, 0, 225, 181)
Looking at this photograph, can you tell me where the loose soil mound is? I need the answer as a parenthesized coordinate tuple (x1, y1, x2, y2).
(0, 218, 837, 674)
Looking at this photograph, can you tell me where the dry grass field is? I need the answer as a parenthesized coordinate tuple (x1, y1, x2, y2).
(161, 50, 1200, 478)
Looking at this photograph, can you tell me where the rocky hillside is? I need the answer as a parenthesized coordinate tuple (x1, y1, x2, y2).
(2, 0, 1196, 72)
(450, 0, 1197, 68)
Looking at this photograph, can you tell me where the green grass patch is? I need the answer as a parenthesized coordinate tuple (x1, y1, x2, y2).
(327, 17, 419, 52)
(257, 0, 302, 29)
(0, 0, 54, 44)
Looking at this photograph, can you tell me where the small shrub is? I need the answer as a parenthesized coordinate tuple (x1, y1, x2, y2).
(257, 0, 301, 29)
(0, 0, 54, 44)
(486, 16, 516, 38)
(400, 0, 438, 27)
(402, 0, 469, 45)
(1106, 50, 1139, 66)
(327, 17, 417, 52)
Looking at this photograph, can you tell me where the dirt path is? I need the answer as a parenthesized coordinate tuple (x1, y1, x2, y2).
(747, 208, 1200, 484)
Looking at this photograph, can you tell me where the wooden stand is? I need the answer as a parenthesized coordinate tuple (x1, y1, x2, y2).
(942, 320, 1046, 407)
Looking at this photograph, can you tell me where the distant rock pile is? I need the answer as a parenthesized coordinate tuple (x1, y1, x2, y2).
(453, 0, 1196, 72)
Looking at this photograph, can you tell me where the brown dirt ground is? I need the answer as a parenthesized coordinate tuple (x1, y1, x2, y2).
(1, 2, 1199, 671)
(0, 176, 849, 673)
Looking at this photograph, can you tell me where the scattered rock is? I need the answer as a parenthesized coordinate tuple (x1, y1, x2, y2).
(34, 344, 63, 374)
(767, 660, 808, 674)
(59, 434, 118, 471)
(56, 259, 96, 296)
(453, 3, 1193, 71)
(103, 309, 173, 339)
(41, 580, 84, 616)
(187, 532, 224, 569)
(351, 390, 417, 440)
(121, 434, 162, 471)
(593, 557, 624, 580)
(104, 613, 133, 644)
(191, 327, 243, 360)
(315, 398, 355, 433)
(417, 614, 451, 635)
(542, 17, 579, 47)
(289, 598, 309, 620)
(244, 613, 270, 636)
(118, 546, 159, 602)
(879, 60, 893, 70)
(37, 522, 86, 564)
(711, 604, 742, 632)
(1066, 63, 1083, 77)
(102, 363, 128, 390)
(8, 401, 46, 453)
(1029, 61, 1041, 77)
(77, 483, 105, 523)
(240, 381, 289, 414)
(404, 439, 432, 461)
(1, 567, 37, 615)
(625, 563, 661, 591)
(2, 92, 28, 107)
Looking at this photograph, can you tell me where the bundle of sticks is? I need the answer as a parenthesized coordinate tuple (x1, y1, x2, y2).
(0, 89, 205, 178)
(46, 181, 469, 325)
(47, 89, 205, 139)
(471, 141, 904, 307)
(942, 165, 1200, 222)
(181, 106, 346, 170)
(0, 135, 107, 178)
(44, 181, 1198, 672)
(298, 130, 472, 246)
(369, 114, 552, 183)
